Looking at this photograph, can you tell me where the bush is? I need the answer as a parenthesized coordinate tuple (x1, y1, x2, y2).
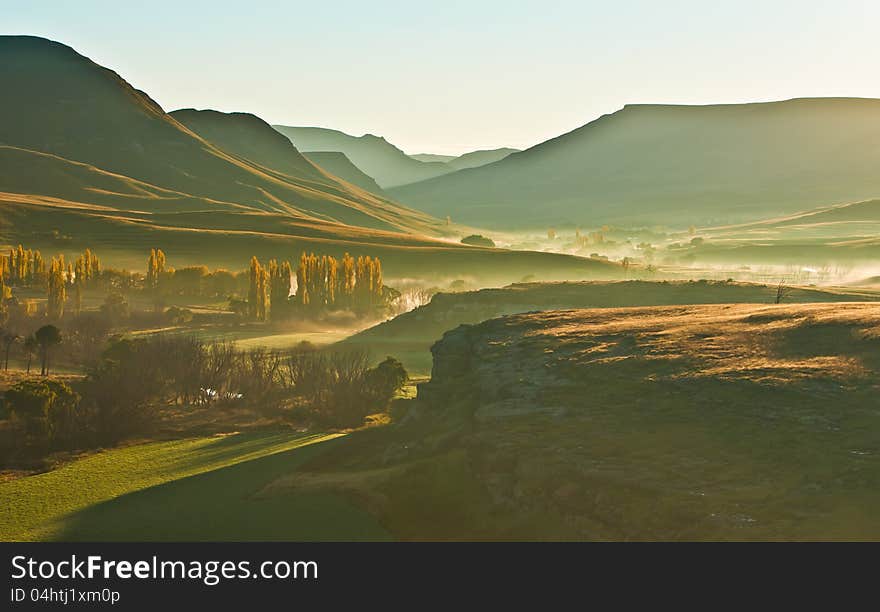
(460, 234, 495, 247)
(164, 306, 194, 325)
(365, 357, 408, 405)
(4, 379, 82, 450)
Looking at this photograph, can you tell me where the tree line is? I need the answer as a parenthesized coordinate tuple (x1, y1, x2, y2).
(247, 252, 386, 321)
(0, 333, 407, 465)
(1, 244, 396, 324)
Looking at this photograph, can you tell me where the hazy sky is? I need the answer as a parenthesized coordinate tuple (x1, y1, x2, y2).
(4, 0, 879, 154)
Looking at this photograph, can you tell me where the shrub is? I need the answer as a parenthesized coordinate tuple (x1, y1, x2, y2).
(460, 234, 495, 248)
(365, 357, 408, 405)
(4, 379, 81, 450)
(164, 306, 194, 325)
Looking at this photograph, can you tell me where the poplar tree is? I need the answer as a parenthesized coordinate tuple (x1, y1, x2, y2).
(73, 255, 85, 315)
(47, 256, 67, 319)
(268, 259, 292, 320)
(248, 256, 260, 319)
(257, 265, 269, 321)
(296, 253, 309, 306)
(33, 251, 45, 285)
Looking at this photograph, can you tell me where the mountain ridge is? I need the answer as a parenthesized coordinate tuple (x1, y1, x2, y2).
(388, 97, 880, 228)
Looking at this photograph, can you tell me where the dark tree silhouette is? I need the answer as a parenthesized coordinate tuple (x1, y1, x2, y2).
(2, 331, 20, 371)
(35, 324, 62, 376)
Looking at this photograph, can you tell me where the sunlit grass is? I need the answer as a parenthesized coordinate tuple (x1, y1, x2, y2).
(0, 431, 390, 541)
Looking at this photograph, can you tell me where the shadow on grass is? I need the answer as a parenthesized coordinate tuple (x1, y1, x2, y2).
(53, 433, 392, 541)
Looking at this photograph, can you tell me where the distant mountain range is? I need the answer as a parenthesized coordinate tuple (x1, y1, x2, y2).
(410, 153, 455, 164)
(272, 125, 517, 188)
(389, 98, 880, 228)
(410, 148, 518, 171)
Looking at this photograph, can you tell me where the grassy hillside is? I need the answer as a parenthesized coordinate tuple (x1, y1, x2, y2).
(344, 280, 880, 372)
(657, 199, 880, 266)
(0, 191, 621, 281)
(0, 431, 389, 541)
(273, 125, 452, 188)
(389, 98, 880, 228)
(288, 303, 880, 540)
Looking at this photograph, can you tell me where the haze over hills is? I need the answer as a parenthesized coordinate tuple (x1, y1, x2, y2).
(301, 152, 387, 197)
(389, 98, 880, 229)
(410, 148, 519, 170)
(273, 125, 453, 188)
(410, 153, 456, 164)
(169, 108, 395, 209)
(443, 147, 519, 171)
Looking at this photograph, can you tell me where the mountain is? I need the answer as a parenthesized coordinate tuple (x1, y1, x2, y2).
(169, 109, 394, 206)
(389, 98, 880, 228)
(411, 148, 518, 170)
(0, 35, 445, 235)
(410, 153, 456, 163)
(169, 108, 326, 181)
(301, 152, 386, 196)
(272, 126, 452, 188)
(444, 147, 518, 171)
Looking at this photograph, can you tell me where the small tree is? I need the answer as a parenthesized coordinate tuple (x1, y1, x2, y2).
(23, 335, 37, 374)
(2, 331, 19, 371)
(5, 379, 80, 449)
(775, 282, 791, 304)
(365, 356, 408, 406)
(35, 324, 62, 376)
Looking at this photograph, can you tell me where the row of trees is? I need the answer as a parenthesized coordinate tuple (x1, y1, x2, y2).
(0, 246, 101, 289)
(245, 253, 387, 321)
(1, 246, 45, 285)
(296, 252, 383, 310)
(1, 245, 395, 326)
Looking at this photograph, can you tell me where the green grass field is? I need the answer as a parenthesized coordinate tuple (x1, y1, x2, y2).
(0, 431, 390, 541)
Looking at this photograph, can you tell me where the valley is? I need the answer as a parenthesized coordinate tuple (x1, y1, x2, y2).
(2, 26, 880, 544)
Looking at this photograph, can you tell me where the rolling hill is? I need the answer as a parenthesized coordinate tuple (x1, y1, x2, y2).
(389, 98, 880, 228)
(343, 280, 880, 372)
(294, 302, 880, 539)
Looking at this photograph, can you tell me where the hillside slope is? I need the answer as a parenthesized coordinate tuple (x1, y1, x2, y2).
(0, 36, 441, 234)
(389, 98, 880, 228)
(292, 303, 880, 540)
(445, 147, 518, 171)
(302, 152, 387, 197)
(343, 280, 880, 372)
(273, 125, 451, 188)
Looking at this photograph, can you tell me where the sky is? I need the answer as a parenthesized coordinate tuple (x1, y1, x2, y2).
(4, 0, 880, 155)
